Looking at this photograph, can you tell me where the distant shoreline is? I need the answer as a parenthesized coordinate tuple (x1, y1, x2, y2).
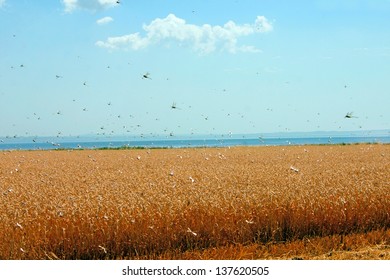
(1, 129, 389, 142)
(1, 136, 389, 151)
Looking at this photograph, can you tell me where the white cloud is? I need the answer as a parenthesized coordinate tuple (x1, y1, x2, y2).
(96, 14, 273, 54)
(0, 0, 5, 8)
(236, 45, 263, 53)
(97, 16, 113, 25)
(62, 0, 119, 13)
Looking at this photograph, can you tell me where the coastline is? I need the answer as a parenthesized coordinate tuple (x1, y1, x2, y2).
(1, 135, 389, 151)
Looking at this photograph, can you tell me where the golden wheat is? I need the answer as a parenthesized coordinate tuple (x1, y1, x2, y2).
(0, 144, 389, 259)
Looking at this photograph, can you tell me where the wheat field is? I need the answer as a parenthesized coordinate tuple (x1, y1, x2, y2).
(0, 144, 389, 259)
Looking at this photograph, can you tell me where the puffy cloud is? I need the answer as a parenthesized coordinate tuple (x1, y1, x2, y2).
(236, 45, 263, 53)
(62, 0, 118, 13)
(96, 14, 273, 54)
(97, 16, 113, 25)
(96, 33, 149, 50)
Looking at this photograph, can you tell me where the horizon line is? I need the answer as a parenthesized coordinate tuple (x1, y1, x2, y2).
(1, 129, 389, 142)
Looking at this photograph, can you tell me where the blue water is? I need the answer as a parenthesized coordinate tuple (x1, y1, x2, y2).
(0, 136, 389, 150)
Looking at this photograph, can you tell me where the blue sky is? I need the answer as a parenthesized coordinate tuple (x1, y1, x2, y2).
(0, 0, 389, 138)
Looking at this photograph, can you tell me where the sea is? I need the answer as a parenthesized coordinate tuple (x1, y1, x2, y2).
(1, 133, 389, 150)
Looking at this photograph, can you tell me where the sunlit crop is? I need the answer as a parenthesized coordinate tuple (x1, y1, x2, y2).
(0, 144, 389, 259)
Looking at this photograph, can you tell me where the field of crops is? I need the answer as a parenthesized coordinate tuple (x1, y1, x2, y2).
(0, 144, 389, 259)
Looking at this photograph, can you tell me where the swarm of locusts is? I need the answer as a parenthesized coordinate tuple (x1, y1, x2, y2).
(0, 144, 389, 259)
